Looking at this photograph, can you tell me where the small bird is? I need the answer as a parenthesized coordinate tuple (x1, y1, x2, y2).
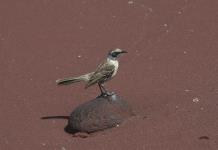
(56, 48, 127, 96)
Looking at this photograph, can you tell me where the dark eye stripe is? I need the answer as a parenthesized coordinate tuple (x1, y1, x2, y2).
(111, 52, 119, 57)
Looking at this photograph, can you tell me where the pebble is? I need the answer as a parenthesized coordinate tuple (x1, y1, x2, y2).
(77, 55, 82, 58)
(178, 11, 182, 14)
(61, 147, 66, 150)
(163, 23, 168, 27)
(128, 1, 134, 4)
(192, 97, 200, 103)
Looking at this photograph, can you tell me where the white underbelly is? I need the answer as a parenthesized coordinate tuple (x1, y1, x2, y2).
(108, 59, 119, 77)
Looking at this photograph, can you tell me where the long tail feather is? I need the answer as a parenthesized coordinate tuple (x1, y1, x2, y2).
(56, 77, 82, 85)
(56, 73, 93, 85)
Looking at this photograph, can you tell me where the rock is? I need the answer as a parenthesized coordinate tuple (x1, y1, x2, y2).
(65, 93, 134, 134)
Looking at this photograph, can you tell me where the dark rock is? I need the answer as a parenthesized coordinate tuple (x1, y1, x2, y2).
(198, 136, 210, 140)
(65, 93, 134, 134)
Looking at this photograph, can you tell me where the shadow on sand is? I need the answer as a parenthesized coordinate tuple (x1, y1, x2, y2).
(41, 116, 79, 134)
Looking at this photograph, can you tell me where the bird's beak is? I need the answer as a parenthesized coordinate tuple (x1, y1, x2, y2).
(121, 51, 127, 53)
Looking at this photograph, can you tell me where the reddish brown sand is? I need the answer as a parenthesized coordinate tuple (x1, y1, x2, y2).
(1, 0, 218, 150)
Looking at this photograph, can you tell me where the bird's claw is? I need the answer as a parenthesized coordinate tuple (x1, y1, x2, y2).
(101, 91, 115, 97)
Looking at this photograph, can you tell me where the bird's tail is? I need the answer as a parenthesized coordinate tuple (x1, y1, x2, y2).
(56, 73, 92, 85)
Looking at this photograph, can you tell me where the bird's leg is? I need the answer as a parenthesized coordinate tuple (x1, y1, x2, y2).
(98, 83, 105, 96)
(100, 84, 107, 93)
(99, 84, 114, 96)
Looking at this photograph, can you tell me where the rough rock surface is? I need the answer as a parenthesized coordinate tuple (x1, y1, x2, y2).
(65, 94, 134, 134)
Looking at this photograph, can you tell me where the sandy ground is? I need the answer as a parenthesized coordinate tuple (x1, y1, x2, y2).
(1, 0, 218, 149)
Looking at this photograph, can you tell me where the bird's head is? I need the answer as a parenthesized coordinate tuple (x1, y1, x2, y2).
(108, 48, 127, 59)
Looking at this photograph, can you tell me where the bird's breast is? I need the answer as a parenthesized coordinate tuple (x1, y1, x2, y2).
(108, 59, 119, 77)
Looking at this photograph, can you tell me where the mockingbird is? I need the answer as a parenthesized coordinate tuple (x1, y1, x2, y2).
(56, 48, 127, 96)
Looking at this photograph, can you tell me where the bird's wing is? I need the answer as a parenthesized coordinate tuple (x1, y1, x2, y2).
(85, 61, 115, 88)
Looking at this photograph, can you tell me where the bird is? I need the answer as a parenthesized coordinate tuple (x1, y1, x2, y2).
(56, 48, 127, 96)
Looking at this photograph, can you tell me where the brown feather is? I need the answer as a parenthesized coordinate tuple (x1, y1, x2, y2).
(85, 60, 115, 88)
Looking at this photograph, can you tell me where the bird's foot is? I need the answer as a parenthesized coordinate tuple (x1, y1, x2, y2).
(101, 91, 115, 97)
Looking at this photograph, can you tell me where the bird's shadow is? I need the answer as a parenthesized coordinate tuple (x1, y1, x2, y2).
(40, 115, 79, 134)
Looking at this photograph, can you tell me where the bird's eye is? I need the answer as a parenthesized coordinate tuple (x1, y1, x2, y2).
(111, 52, 118, 57)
